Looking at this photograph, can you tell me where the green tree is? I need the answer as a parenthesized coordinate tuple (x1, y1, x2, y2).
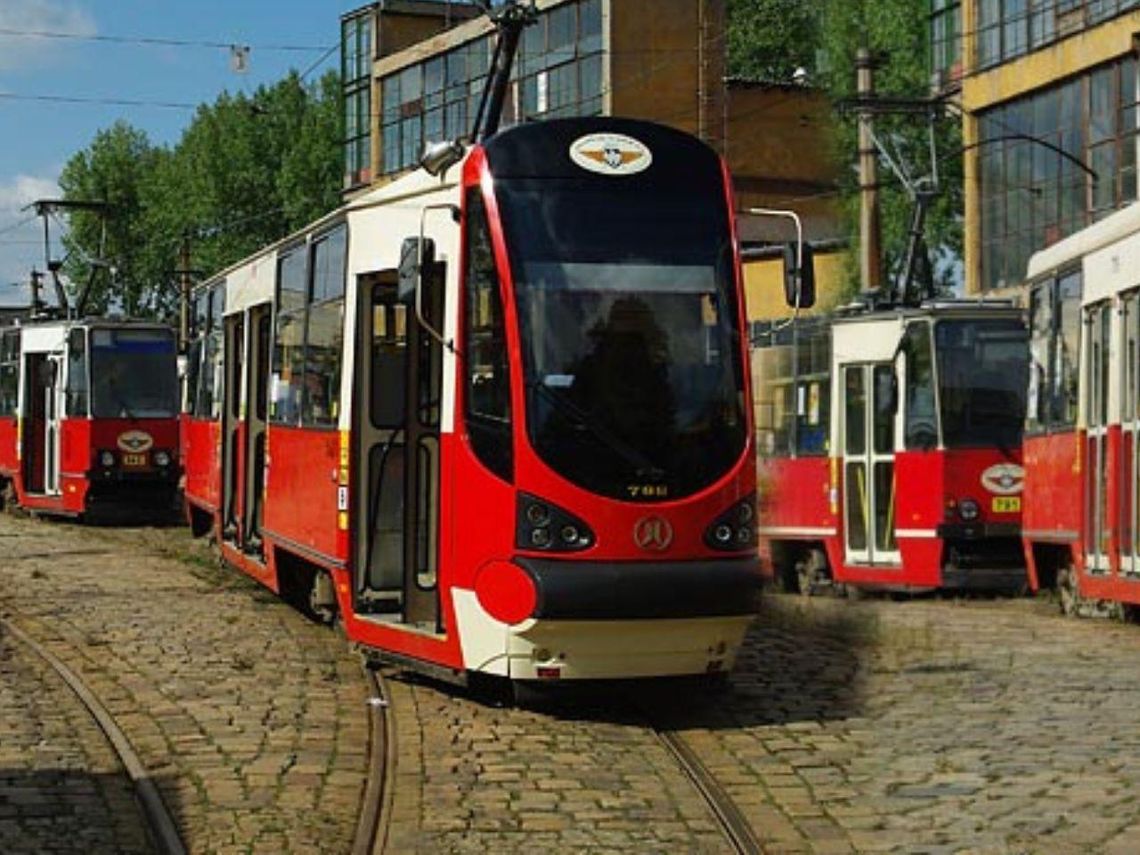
(727, 0, 963, 295)
(61, 69, 343, 319)
(726, 0, 820, 83)
(57, 121, 167, 316)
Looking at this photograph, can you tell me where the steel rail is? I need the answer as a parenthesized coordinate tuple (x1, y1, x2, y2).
(0, 617, 187, 855)
(352, 661, 396, 855)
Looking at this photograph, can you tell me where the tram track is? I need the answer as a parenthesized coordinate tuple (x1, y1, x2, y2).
(353, 662, 396, 855)
(0, 615, 187, 855)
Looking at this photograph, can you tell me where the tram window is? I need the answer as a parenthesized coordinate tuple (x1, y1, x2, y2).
(1054, 271, 1081, 427)
(1026, 280, 1053, 431)
(902, 322, 937, 450)
(195, 330, 223, 419)
(185, 336, 202, 416)
(0, 331, 17, 417)
(844, 367, 866, 455)
(311, 226, 347, 304)
(271, 309, 305, 425)
(302, 299, 344, 428)
(371, 300, 407, 428)
(278, 247, 307, 313)
(463, 190, 513, 481)
(66, 328, 88, 416)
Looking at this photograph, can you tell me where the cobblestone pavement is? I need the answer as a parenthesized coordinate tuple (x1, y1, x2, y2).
(0, 514, 370, 853)
(7, 508, 1140, 854)
(380, 594, 1140, 854)
(0, 623, 152, 854)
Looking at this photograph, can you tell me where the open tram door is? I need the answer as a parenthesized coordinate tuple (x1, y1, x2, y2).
(219, 304, 271, 555)
(351, 261, 444, 633)
(839, 359, 899, 567)
(1084, 300, 1111, 574)
(220, 313, 245, 544)
(21, 351, 63, 497)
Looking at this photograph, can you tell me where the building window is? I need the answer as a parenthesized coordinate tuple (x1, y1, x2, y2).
(975, 0, 1140, 71)
(930, 0, 962, 87)
(978, 56, 1138, 290)
(379, 0, 604, 176)
(342, 12, 373, 188)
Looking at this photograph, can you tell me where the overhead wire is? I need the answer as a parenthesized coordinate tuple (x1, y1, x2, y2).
(0, 26, 327, 52)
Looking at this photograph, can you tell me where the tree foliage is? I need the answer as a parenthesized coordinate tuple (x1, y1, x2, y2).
(728, 0, 963, 295)
(59, 70, 342, 318)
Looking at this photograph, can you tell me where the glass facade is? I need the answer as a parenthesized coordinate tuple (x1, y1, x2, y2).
(976, 1, 1140, 71)
(978, 56, 1138, 290)
(380, 0, 603, 176)
(342, 12, 373, 188)
(930, 0, 962, 86)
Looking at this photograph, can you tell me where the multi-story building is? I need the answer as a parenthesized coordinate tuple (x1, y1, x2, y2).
(933, 1, 1140, 296)
(340, 0, 847, 317)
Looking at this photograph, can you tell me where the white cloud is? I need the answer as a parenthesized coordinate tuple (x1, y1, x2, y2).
(0, 171, 61, 299)
(0, 1, 97, 72)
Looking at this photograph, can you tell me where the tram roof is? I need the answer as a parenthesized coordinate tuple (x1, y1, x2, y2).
(193, 152, 466, 295)
(1026, 201, 1140, 280)
(831, 298, 1021, 324)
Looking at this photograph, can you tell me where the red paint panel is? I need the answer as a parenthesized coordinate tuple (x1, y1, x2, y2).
(182, 415, 222, 511)
(263, 426, 342, 562)
(1022, 431, 1080, 540)
(0, 416, 16, 476)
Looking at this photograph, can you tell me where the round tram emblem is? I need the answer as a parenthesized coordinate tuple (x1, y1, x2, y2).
(569, 133, 653, 176)
(633, 515, 673, 552)
(117, 430, 154, 453)
(980, 463, 1024, 495)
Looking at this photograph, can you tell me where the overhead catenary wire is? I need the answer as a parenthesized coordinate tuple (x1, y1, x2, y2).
(0, 25, 327, 52)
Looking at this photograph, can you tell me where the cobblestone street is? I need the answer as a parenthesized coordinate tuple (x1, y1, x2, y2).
(4, 512, 1140, 853)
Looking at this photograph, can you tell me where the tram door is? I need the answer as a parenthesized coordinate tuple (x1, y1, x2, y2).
(1085, 301, 1111, 573)
(842, 362, 899, 566)
(220, 313, 245, 543)
(352, 273, 442, 631)
(43, 354, 63, 496)
(241, 304, 271, 552)
(1121, 293, 1140, 576)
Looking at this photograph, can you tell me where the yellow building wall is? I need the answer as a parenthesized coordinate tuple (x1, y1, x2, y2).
(743, 248, 849, 322)
(961, 11, 1140, 295)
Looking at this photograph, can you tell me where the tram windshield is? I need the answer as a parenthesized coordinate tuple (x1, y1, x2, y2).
(934, 318, 1028, 449)
(497, 179, 745, 501)
(90, 328, 178, 419)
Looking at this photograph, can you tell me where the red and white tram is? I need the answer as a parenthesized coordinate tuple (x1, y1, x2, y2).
(1022, 202, 1140, 613)
(754, 300, 1029, 593)
(181, 116, 778, 682)
(0, 317, 180, 519)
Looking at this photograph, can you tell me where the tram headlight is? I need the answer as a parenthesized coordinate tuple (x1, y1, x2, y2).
(517, 493, 594, 553)
(153, 450, 171, 467)
(705, 493, 759, 552)
(958, 498, 980, 521)
(99, 450, 115, 468)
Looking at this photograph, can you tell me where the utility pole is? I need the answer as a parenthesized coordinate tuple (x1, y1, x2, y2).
(856, 48, 882, 293)
(176, 233, 194, 353)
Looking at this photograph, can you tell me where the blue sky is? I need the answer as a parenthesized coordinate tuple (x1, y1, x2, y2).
(0, 0, 365, 305)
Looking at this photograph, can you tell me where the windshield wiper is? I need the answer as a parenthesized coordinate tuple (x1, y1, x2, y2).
(529, 380, 665, 481)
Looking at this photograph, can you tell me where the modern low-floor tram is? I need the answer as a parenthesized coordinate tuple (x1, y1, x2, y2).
(755, 299, 1030, 593)
(182, 116, 769, 683)
(0, 318, 180, 519)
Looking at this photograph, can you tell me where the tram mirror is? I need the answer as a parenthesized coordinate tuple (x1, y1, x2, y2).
(783, 242, 816, 309)
(398, 237, 435, 306)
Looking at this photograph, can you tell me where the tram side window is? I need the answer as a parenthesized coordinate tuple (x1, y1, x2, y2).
(464, 190, 513, 481)
(194, 283, 225, 419)
(0, 331, 18, 417)
(751, 320, 829, 458)
(1028, 271, 1081, 431)
(271, 248, 308, 425)
(902, 321, 937, 449)
(66, 328, 88, 416)
(302, 227, 347, 428)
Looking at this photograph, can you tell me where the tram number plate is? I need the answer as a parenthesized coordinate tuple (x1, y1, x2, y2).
(992, 496, 1020, 513)
(122, 453, 147, 468)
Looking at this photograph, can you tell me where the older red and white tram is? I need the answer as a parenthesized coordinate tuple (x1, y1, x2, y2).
(754, 300, 1029, 593)
(181, 116, 776, 682)
(0, 318, 180, 518)
(1022, 202, 1140, 613)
